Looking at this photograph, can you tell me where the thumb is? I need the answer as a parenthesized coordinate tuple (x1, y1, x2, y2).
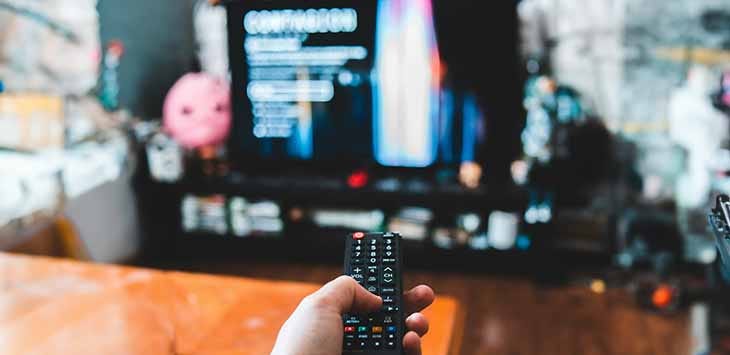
(316, 275, 382, 314)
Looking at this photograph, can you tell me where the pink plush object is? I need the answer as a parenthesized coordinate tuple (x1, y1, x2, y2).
(163, 73, 231, 149)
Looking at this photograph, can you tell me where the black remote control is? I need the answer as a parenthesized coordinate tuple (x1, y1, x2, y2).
(343, 232, 404, 354)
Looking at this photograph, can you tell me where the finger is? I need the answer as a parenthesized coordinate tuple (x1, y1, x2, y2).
(405, 312, 429, 336)
(402, 331, 422, 355)
(403, 285, 435, 315)
(314, 275, 382, 314)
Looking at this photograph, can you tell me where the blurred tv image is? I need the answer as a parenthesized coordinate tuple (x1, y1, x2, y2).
(373, 0, 441, 167)
(227, 0, 486, 168)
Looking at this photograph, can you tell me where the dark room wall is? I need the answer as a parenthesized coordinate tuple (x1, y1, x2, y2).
(98, 0, 197, 119)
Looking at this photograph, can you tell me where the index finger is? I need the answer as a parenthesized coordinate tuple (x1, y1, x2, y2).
(403, 285, 435, 315)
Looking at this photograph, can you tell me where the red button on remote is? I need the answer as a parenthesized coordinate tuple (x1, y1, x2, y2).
(344, 326, 355, 333)
(353, 232, 365, 240)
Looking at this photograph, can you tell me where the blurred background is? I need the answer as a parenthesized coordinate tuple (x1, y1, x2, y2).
(2, 0, 730, 354)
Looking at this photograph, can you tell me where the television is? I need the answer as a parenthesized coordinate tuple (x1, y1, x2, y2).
(225, 0, 493, 172)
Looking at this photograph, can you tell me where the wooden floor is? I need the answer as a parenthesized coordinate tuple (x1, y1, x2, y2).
(151, 260, 691, 355)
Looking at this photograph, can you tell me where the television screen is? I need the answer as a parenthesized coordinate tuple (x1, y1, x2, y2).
(227, 0, 488, 169)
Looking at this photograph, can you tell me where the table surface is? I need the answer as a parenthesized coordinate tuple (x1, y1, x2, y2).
(0, 253, 462, 355)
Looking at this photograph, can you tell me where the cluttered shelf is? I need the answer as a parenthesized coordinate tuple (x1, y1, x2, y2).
(137, 173, 544, 265)
(143, 173, 528, 211)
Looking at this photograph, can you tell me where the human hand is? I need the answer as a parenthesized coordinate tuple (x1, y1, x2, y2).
(271, 275, 435, 355)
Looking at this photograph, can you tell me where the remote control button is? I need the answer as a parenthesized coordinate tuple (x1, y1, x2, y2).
(367, 313, 380, 322)
(345, 315, 361, 325)
(383, 258, 396, 264)
(352, 267, 363, 273)
(344, 326, 355, 333)
(369, 239, 378, 245)
(384, 238, 393, 245)
(353, 232, 365, 240)
(352, 251, 363, 258)
(386, 340, 396, 349)
(366, 285, 378, 294)
(368, 251, 378, 258)
(386, 333, 396, 340)
(383, 268, 395, 282)
(381, 287, 396, 295)
(384, 305, 399, 313)
(382, 295, 396, 305)
(358, 340, 367, 349)
(368, 258, 378, 265)
(350, 273, 364, 282)
(369, 244, 378, 251)
(344, 339, 355, 349)
(383, 316, 394, 324)
(352, 258, 365, 265)
(372, 326, 383, 334)
(366, 276, 378, 284)
(383, 250, 395, 258)
(372, 340, 383, 349)
(357, 326, 368, 333)
(367, 266, 378, 275)
(383, 232, 396, 238)
(382, 277, 394, 285)
(386, 325, 397, 333)
(354, 239, 363, 246)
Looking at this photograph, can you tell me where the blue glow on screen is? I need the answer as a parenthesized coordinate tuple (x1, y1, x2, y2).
(373, 0, 441, 167)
